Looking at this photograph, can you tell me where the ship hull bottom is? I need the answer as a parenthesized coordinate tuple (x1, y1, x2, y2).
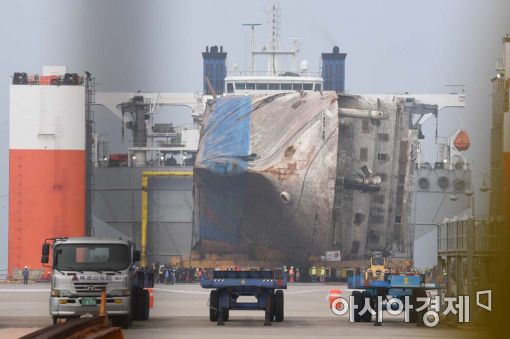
(194, 167, 334, 265)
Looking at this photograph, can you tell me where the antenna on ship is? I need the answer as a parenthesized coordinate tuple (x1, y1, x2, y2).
(267, 1, 281, 75)
(242, 23, 261, 75)
(288, 38, 302, 73)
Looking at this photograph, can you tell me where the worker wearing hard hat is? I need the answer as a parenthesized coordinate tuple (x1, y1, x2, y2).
(22, 266, 29, 285)
(289, 266, 295, 283)
(311, 266, 317, 282)
(320, 266, 326, 284)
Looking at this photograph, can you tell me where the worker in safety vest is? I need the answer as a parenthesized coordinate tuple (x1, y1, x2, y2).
(320, 267, 326, 284)
(311, 266, 317, 282)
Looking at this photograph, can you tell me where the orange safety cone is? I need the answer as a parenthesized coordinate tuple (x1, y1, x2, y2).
(328, 288, 343, 310)
(145, 288, 154, 308)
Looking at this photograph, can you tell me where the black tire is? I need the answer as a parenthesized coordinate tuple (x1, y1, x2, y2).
(361, 292, 372, 322)
(209, 290, 219, 322)
(128, 312, 133, 327)
(352, 291, 363, 322)
(274, 290, 284, 322)
(270, 292, 276, 322)
(131, 289, 140, 320)
(222, 308, 229, 321)
(131, 289, 137, 320)
(411, 289, 427, 326)
(134, 289, 150, 321)
(112, 315, 130, 329)
(52, 316, 58, 325)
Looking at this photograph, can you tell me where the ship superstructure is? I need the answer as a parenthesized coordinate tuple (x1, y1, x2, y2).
(224, 3, 324, 95)
(9, 67, 87, 275)
(89, 91, 208, 265)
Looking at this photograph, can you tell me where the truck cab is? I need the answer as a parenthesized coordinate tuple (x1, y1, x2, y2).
(41, 237, 153, 328)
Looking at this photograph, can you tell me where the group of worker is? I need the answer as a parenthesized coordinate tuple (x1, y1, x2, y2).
(310, 266, 327, 283)
(283, 265, 327, 283)
(151, 264, 177, 285)
(146, 263, 332, 284)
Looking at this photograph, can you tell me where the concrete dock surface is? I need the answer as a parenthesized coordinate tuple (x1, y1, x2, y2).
(0, 282, 478, 338)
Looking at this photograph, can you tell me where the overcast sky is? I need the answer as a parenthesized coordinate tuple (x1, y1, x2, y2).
(0, 0, 509, 270)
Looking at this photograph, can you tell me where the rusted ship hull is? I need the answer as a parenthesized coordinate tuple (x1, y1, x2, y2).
(193, 92, 339, 263)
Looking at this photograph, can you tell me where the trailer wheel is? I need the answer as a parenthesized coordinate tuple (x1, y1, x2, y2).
(209, 290, 219, 322)
(352, 291, 363, 322)
(361, 292, 372, 322)
(274, 290, 284, 322)
(270, 293, 276, 322)
(411, 289, 427, 326)
(222, 308, 230, 321)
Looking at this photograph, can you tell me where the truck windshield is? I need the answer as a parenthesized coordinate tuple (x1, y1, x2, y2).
(372, 258, 384, 266)
(54, 244, 130, 271)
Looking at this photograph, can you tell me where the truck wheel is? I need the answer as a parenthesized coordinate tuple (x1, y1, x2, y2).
(133, 289, 144, 321)
(138, 289, 150, 321)
(352, 291, 362, 322)
(52, 316, 58, 325)
(128, 301, 134, 327)
(112, 315, 130, 329)
(210, 290, 219, 322)
(131, 289, 140, 320)
(361, 292, 372, 322)
(274, 290, 284, 322)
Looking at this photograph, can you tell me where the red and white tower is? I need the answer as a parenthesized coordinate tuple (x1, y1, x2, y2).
(9, 66, 86, 275)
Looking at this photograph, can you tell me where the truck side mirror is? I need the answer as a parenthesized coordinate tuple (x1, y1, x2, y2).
(133, 250, 141, 262)
(41, 255, 49, 264)
(42, 243, 50, 256)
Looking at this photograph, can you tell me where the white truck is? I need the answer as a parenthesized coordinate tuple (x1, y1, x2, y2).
(41, 237, 154, 328)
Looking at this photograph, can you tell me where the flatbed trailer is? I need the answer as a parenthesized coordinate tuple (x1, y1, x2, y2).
(200, 269, 287, 326)
(347, 273, 442, 326)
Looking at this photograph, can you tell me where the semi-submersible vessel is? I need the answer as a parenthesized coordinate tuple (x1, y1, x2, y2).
(7, 3, 467, 277)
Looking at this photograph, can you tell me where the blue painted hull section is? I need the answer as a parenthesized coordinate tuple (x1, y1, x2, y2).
(200, 96, 252, 175)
